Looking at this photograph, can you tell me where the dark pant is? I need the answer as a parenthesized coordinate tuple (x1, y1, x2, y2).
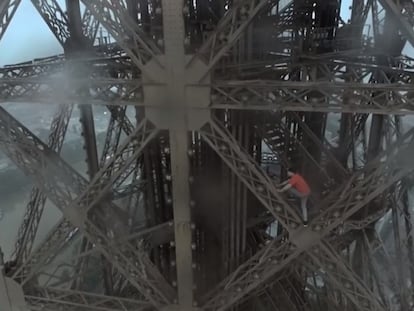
(288, 188, 309, 222)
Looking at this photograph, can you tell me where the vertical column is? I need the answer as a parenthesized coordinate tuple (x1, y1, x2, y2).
(170, 128, 194, 308)
(161, 0, 194, 308)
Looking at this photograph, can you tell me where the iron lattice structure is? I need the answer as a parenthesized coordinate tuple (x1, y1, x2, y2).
(1, 0, 414, 310)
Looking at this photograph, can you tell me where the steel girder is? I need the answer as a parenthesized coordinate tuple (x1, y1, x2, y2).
(199, 120, 414, 310)
(30, 0, 70, 46)
(0, 0, 21, 42)
(377, 0, 414, 47)
(0, 0, 412, 310)
(210, 80, 414, 114)
(200, 117, 304, 231)
(0, 55, 142, 105)
(307, 242, 386, 311)
(1, 57, 414, 113)
(0, 107, 176, 307)
(26, 287, 151, 311)
(187, 0, 292, 79)
(80, 0, 162, 79)
(12, 218, 79, 284)
(12, 103, 73, 266)
(82, 7, 100, 43)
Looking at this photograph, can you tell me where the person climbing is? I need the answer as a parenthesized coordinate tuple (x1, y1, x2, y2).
(277, 169, 311, 226)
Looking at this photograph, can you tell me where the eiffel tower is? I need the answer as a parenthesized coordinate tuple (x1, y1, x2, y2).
(1, 0, 414, 310)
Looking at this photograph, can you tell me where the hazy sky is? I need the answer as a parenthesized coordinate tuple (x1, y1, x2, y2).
(0, 0, 361, 67)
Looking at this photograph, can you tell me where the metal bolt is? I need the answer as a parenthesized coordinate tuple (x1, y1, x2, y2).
(165, 174, 172, 181)
(184, 37, 191, 46)
(170, 241, 175, 247)
(166, 197, 172, 205)
(164, 147, 170, 154)
(155, 7, 162, 14)
(188, 149, 194, 157)
(171, 261, 176, 267)
(313, 225, 322, 231)
(172, 281, 177, 287)
(191, 223, 196, 230)
(157, 39, 164, 47)
(191, 243, 196, 250)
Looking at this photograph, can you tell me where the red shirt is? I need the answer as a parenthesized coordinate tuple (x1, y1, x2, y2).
(289, 174, 310, 195)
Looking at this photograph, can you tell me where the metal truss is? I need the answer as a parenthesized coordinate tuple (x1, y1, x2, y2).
(12, 218, 78, 284)
(2, 0, 414, 310)
(308, 242, 386, 311)
(0, 0, 21, 42)
(3, 56, 414, 114)
(30, 0, 70, 47)
(259, 112, 347, 181)
(377, 0, 414, 47)
(12, 103, 72, 266)
(200, 120, 414, 310)
(81, 0, 163, 78)
(26, 287, 151, 311)
(211, 80, 414, 114)
(0, 107, 176, 307)
(0, 56, 142, 104)
(199, 117, 303, 231)
(188, 0, 292, 79)
(82, 7, 100, 43)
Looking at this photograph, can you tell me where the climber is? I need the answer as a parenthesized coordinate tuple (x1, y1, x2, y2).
(277, 169, 311, 226)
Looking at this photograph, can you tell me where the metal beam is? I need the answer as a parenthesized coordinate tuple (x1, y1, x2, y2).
(378, 0, 414, 47)
(12, 104, 72, 266)
(30, 0, 70, 46)
(81, 0, 163, 79)
(199, 117, 303, 232)
(0, 107, 175, 307)
(200, 126, 414, 310)
(308, 242, 387, 311)
(188, 0, 292, 80)
(210, 80, 414, 114)
(26, 287, 151, 311)
(82, 7, 99, 43)
(12, 219, 78, 284)
(0, 0, 21, 42)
